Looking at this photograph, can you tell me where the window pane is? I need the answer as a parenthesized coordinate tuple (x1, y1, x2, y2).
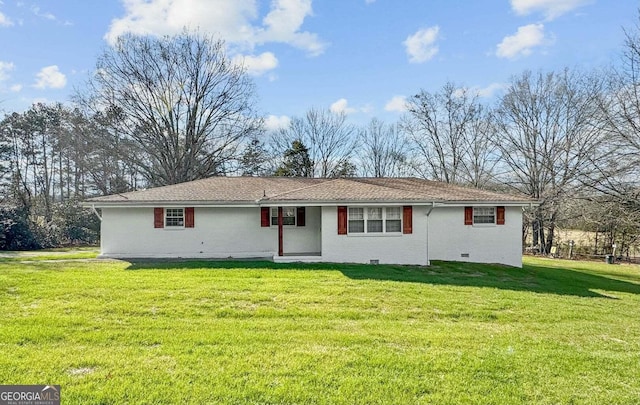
(367, 220, 383, 233)
(349, 220, 364, 233)
(386, 219, 401, 232)
(386, 207, 401, 220)
(165, 208, 184, 227)
(349, 207, 363, 220)
(368, 207, 382, 220)
(473, 207, 495, 224)
(271, 207, 296, 226)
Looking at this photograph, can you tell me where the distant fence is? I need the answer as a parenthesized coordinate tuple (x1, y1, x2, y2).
(524, 229, 640, 264)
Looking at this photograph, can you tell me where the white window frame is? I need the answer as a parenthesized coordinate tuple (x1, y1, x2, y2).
(165, 208, 185, 228)
(347, 206, 402, 235)
(473, 207, 496, 225)
(271, 207, 296, 226)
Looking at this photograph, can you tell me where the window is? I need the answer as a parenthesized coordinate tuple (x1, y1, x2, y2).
(271, 207, 296, 226)
(348, 208, 364, 232)
(348, 207, 402, 234)
(386, 207, 402, 232)
(165, 208, 184, 227)
(473, 207, 495, 224)
(367, 208, 383, 233)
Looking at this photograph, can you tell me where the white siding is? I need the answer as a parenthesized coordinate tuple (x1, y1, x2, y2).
(427, 206, 523, 267)
(101, 206, 318, 259)
(100, 204, 523, 267)
(101, 207, 270, 258)
(320, 206, 429, 265)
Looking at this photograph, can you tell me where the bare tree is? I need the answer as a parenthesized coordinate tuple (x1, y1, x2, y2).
(77, 31, 263, 186)
(588, 17, 640, 214)
(458, 105, 500, 188)
(493, 69, 603, 253)
(403, 82, 496, 185)
(272, 108, 357, 178)
(358, 118, 409, 177)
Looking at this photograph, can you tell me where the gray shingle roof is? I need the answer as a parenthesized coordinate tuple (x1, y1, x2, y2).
(86, 177, 533, 206)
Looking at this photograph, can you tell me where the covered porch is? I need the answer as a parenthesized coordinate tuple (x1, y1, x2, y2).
(263, 205, 322, 261)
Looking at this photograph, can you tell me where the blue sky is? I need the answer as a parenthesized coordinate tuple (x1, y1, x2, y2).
(0, 0, 637, 128)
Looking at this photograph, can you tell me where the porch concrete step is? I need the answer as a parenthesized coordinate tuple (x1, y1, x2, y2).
(273, 254, 323, 263)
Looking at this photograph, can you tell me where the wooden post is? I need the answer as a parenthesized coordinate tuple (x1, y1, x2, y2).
(278, 207, 283, 256)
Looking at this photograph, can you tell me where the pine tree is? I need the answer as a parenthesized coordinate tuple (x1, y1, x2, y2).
(274, 140, 313, 177)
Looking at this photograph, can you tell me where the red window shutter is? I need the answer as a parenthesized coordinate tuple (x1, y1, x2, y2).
(185, 207, 195, 228)
(261, 207, 270, 227)
(496, 206, 505, 225)
(337, 206, 347, 235)
(403, 206, 413, 234)
(464, 206, 473, 225)
(154, 208, 164, 228)
(297, 207, 306, 227)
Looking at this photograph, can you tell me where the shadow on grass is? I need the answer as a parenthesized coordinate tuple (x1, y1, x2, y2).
(125, 259, 640, 299)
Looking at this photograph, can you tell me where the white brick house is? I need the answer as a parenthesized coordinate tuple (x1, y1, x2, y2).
(86, 177, 534, 267)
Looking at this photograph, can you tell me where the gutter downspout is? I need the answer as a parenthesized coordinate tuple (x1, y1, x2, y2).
(91, 204, 102, 221)
(426, 202, 436, 266)
(90, 204, 103, 258)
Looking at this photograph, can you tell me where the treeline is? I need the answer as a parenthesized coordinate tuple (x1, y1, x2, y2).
(1, 28, 639, 255)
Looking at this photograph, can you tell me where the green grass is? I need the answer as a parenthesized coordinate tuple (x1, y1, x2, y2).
(0, 247, 99, 262)
(0, 255, 639, 404)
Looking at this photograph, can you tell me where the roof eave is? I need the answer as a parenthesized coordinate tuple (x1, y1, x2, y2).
(82, 200, 261, 208)
(84, 198, 539, 208)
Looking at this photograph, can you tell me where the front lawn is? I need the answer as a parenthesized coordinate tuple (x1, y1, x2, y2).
(0, 255, 638, 404)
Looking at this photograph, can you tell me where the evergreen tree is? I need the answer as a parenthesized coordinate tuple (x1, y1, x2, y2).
(274, 140, 313, 177)
(240, 138, 270, 176)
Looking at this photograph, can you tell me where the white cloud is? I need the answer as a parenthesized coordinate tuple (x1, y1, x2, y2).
(10, 83, 22, 92)
(34, 65, 67, 89)
(0, 11, 13, 26)
(496, 24, 546, 59)
(511, 0, 591, 20)
(232, 52, 278, 76)
(265, 114, 291, 131)
(259, 0, 326, 56)
(403, 26, 440, 63)
(0, 61, 14, 81)
(453, 83, 507, 99)
(475, 83, 507, 98)
(330, 98, 356, 115)
(31, 5, 55, 20)
(384, 95, 407, 112)
(105, 0, 326, 56)
(360, 103, 374, 114)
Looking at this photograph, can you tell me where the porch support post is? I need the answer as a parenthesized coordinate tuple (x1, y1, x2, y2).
(278, 206, 283, 256)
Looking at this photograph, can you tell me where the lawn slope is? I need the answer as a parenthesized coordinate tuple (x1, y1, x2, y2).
(0, 256, 638, 404)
